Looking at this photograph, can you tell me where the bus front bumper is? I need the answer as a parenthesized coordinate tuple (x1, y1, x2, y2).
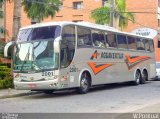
(14, 80, 63, 90)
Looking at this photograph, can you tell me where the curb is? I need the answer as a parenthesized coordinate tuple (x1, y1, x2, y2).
(0, 91, 41, 99)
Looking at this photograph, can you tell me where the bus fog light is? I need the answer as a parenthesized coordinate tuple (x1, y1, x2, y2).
(49, 84, 54, 87)
(45, 78, 54, 80)
(49, 83, 57, 87)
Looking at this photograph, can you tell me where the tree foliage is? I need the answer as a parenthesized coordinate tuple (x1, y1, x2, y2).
(22, 0, 62, 22)
(91, 0, 135, 30)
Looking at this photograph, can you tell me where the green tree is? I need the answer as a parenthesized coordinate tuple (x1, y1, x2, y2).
(91, 0, 135, 30)
(1, 0, 61, 40)
(22, 0, 62, 22)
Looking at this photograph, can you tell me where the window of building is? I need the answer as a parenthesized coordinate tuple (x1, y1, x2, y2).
(59, 2, 63, 10)
(106, 32, 117, 48)
(92, 30, 105, 48)
(102, 0, 108, 6)
(61, 26, 76, 68)
(73, 2, 83, 9)
(56, 15, 63, 18)
(72, 20, 83, 22)
(77, 27, 92, 47)
(158, 19, 160, 27)
(127, 36, 137, 50)
(117, 34, 127, 49)
(158, 39, 160, 48)
(31, 18, 40, 24)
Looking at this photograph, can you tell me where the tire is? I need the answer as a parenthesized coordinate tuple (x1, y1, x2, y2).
(155, 76, 160, 81)
(141, 70, 148, 84)
(43, 90, 54, 94)
(77, 72, 90, 94)
(133, 70, 141, 85)
(157, 78, 160, 81)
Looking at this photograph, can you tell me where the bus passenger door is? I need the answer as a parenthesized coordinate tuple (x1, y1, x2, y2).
(59, 25, 76, 89)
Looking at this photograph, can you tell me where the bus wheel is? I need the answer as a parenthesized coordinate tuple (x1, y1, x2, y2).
(77, 72, 90, 94)
(43, 90, 54, 94)
(141, 70, 148, 84)
(133, 70, 141, 85)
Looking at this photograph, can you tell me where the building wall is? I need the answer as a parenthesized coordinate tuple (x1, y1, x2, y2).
(126, 0, 158, 32)
(48, 0, 101, 22)
(5, 1, 14, 41)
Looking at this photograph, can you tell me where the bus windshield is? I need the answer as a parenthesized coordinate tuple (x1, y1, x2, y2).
(13, 26, 61, 72)
(17, 25, 61, 42)
(14, 40, 59, 72)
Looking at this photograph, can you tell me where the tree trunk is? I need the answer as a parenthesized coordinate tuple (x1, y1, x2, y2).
(12, 0, 21, 41)
(114, 16, 119, 30)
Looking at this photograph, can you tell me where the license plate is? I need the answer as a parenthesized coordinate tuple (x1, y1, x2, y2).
(28, 84, 37, 88)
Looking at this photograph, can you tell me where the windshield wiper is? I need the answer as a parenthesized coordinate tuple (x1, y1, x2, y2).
(31, 57, 44, 71)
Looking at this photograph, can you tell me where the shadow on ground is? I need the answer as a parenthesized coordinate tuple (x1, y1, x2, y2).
(23, 81, 153, 99)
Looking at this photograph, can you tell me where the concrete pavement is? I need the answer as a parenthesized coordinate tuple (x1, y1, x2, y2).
(134, 103, 160, 113)
(0, 88, 40, 99)
(0, 81, 160, 113)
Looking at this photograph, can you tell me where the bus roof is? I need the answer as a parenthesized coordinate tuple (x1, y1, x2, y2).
(20, 21, 153, 39)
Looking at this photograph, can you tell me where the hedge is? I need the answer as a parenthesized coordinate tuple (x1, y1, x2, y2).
(0, 78, 13, 89)
(0, 63, 13, 89)
(0, 40, 5, 57)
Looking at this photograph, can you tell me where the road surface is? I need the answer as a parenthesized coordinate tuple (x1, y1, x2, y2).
(0, 81, 160, 113)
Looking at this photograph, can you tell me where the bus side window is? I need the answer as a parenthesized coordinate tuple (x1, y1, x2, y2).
(137, 38, 145, 50)
(61, 26, 76, 68)
(145, 39, 150, 51)
(92, 30, 105, 48)
(105, 33, 109, 47)
(127, 36, 137, 50)
(107, 32, 117, 48)
(149, 40, 154, 52)
(117, 34, 127, 49)
(77, 27, 92, 47)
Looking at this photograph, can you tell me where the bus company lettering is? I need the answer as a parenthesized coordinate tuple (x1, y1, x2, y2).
(101, 52, 124, 59)
(91, 50, 124, 60)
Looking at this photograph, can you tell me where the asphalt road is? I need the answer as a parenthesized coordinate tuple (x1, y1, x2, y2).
(1, 81, 160, 113)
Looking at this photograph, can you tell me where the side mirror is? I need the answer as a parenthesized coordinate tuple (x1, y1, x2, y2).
(4, 41, 16, 58)
(54, 36, 61, 53)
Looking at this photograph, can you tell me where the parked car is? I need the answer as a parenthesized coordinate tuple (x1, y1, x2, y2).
(155, 62, 160, 80)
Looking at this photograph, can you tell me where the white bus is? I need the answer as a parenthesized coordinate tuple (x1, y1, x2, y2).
(4, 22, 156, 94)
